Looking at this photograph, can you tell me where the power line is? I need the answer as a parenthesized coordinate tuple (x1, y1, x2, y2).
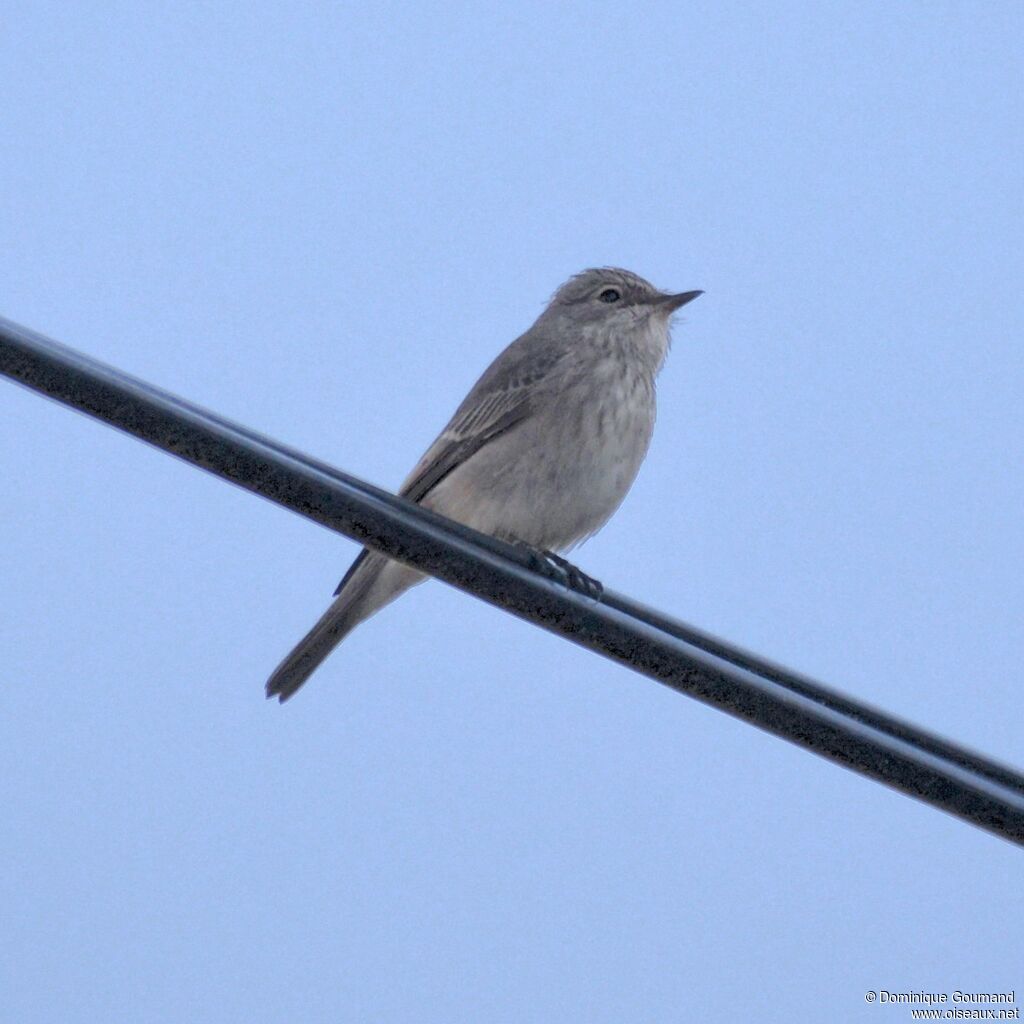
(3, 313, 1023, 845)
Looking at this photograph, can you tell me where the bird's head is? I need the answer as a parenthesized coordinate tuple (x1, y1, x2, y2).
(542, 267, 702, 369)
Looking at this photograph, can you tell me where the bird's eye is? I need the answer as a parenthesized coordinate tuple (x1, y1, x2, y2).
(599, 288, 621, 303)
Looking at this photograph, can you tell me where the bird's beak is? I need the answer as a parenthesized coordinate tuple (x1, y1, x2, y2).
(656, 289, 703, 312)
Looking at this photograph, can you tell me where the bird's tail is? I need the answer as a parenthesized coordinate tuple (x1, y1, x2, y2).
(265, 551, 424, 702)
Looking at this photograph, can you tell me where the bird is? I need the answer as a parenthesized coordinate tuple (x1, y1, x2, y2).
(266, 267, 702, 701)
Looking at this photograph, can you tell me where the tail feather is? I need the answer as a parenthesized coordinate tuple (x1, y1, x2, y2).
(265, 551, 424, 702)
(265, 592, 364, 702)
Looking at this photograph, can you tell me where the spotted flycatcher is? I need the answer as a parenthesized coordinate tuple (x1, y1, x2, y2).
(267, 268, 701, 700)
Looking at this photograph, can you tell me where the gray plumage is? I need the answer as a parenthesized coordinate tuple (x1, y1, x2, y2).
(266, 268, 701, 701)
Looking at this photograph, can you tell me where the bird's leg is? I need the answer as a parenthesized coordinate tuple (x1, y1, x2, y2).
(511, 542, 604, 601)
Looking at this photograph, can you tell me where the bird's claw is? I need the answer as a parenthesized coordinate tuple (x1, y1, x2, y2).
(514, 543, 604, 601)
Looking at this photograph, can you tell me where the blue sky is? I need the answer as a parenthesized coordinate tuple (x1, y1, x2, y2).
(2, 2, 1022, 1021)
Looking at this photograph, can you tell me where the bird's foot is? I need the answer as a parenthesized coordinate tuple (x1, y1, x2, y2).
(513, 543, 604, 601)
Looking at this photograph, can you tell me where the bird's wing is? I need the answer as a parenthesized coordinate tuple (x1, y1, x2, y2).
(333, 337, 565, 597)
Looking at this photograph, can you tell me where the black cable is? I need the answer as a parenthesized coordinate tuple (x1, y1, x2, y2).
(3, 313, 1022, 845)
